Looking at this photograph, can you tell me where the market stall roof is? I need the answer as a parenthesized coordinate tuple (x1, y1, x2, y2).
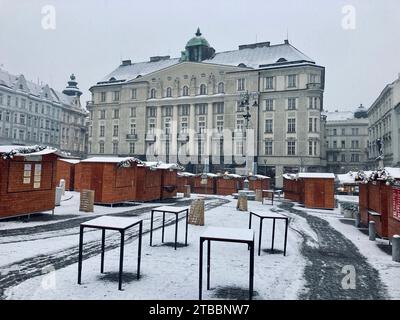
(60, 159, 81, 165)
(250, 174, 270, 180)
(178, 172, 196, 177)
(297, 173, 335, 179)
(336, 172, 358, 185)
(139, 161, 184, 170)
(81, 156, 142, 164)
(0, 145, 67, 158)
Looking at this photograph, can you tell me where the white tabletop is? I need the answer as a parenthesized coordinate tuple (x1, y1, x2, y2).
(250, 210, 287, 219)
(201, 227, 254, 242)
(262, 189, 275, 193)
(152, 206, 189, 213)
(81, 216, 142, 230)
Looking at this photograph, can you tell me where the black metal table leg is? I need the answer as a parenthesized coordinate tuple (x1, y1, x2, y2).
(249, 240, 254, 300)
(77, 226, 84, 284)
(174, 213, 179, 250)
(284, 218, 288, 256)
(258, 218, 263, 256)
(137, 221, 142, 279)
(248, 212, 252, 229)
(207, 240, 211, 290)
(162, 212, 165, 243)
(101, 229, 105, 273)
(150, 210, 154, 246)
(199, 239, 203, 300)
(185, 209, 189, 246)
(118, 230, 125, 291)
(271, 218, 276, 252)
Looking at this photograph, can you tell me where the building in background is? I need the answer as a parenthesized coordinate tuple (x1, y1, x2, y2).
(324, 105, 369, 173)
(87, 29, 326, 187)
(367, 75, 400, 168)
(0, 70, 87, 157)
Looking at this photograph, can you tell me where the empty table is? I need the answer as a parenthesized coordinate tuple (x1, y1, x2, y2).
(262, 190, 275, 205)
(150, 206, 189, 250)
(249, 211, 289, 256)
(199, 227, 255, 300)
(77, 216, 143, 290)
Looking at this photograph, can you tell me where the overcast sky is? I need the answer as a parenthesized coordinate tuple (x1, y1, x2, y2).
(0, 0, 399, 111)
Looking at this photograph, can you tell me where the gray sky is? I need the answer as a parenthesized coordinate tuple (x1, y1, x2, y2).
(0, 0, 399, 111)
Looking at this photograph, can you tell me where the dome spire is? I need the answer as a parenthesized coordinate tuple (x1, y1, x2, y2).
(196, 27, 201, 37)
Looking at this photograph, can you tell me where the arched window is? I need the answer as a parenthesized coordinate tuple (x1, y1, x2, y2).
(19, 84, 23, 90)
(182, 86, 189, 96)
(217, 82, 224, 94)
(150, 88, 156, 99)
(166, 87, 172, 97)
(199, 84, 207, 95)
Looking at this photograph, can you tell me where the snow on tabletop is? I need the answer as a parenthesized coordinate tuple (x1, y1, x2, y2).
(81, 216, 142, 229)
(250, 210, 287, 219)
(201, 226, 254, 242)
(152, 206, 189, 213)
(297, 172, 335, 179)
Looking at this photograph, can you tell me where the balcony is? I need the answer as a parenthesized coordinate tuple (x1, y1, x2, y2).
(177, 133, 189, 142)
(86, 101, 94, 106)
(232, 131, 245, 138)
(212, 132, 224, 140)
(194, 132, 206, 140)
(161, 134, 171, 141)
(126, 134, 138, 141)
(306, 83, 322, 90)
(145, 133, 156, 142)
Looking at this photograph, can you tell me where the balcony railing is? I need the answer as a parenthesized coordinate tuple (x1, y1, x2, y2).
(126, 134, 138, 140)
(306, 83, 322, 90)
(161, 134, 171, 141)
(177, 133, 189, 142)
(145, 133, 156, 142)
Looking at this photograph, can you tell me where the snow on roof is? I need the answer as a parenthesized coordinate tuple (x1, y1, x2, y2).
(178, 172, 196, 177)
(203, 43, 314, 69)
(0, 145, 64, 158)
(384, 167, 400, 179)
(297, 172, 335, 179)
(138, 161, 183, 170)
(59, 159, 81, 165)
(324, 111, 354, 122)
(96, 43, 315, 84)
(283, 173, 297, 180)
(195, 173, 219, 178)
(81, 156, 141, 164)
(251, 174, 270, 180)
(336, 172, 357, 185)
(223, 173, 243, 179)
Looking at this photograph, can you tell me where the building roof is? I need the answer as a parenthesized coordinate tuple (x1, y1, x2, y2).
(324, 111, 354, 122)
(96, 42, 315, 85)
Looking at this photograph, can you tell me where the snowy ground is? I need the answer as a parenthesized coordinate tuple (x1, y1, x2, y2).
(1, 193, 399, 300)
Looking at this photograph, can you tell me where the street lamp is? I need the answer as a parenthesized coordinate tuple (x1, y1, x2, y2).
(238, 90, 259, 190)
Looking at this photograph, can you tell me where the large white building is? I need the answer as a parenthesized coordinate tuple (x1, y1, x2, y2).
(87, 29, 326, 187)
(367, 75, 400, 168)
(0, 70, 88, 157)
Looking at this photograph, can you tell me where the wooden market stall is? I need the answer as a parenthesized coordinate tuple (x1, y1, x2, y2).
(0, 145, 61, 219)
(133, 162, 163, 202)
(177, 172, 195, 193)
(297, 173, 335, 209)
(248, 174, 270, 192)
(215, 173, 244, 196)
(358, 168, 400, 239)
(192, 173, 218, 194)
(283, 174, 302, 202)
(154, 162, 183, 200)
(336, 172, 360, 195)
(55, 158, 80, 191)
(74, 157, 142, 205)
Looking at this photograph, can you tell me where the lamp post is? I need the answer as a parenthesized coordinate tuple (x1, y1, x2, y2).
(238, 91, 259, 190)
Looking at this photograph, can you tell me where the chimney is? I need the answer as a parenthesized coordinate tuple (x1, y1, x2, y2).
(150, 55, 170, 62)
(284, 39, 289, 44)
(121, 60, 131, 66)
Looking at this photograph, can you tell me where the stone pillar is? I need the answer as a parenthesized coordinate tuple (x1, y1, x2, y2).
(189, 199, 205, 225)
(189, 104, 196, 163)
(355, 211, 361, 228)
(184, 185, 191, 198)
(59, 179, 66, 195)
(170, 105, 178, 163)
(236, 194, 248, 211)
(369, 221, 376, 241)
(255, 189, 263, 202)
(55, 187, 63, 206)
(275, 165, 283, 189)
(392, 235, 400, 262)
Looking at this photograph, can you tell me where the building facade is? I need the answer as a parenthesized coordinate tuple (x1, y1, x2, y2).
(324, 105, 369, 173)
(367, 75, 400, 168)
(0, 70, 88, 157)
(87, 29, 326, 187)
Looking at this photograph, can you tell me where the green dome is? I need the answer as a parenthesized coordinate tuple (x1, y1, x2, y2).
(186, 28, 210, 48)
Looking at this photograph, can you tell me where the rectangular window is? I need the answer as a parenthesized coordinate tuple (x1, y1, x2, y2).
(130, 107, 136, 117)
(309, 140, 313, 156)
(288, 74, 297, 88)
(265, 99, 274, 111)
(147, 118, 156, 134)
(113, 109, 119, 119)
(147, 107, 157, 117)
(265, 77, 274, 90)
(99, 143, 105, 154)
(113, 142, 118, 154)
(100, 92, 106, 102)
(314, 141, 317, 156)
(288, 118, 296, 133)
(236, 117, 244, 132)
(213, 102, 224, 114)
(0, 93, 3, 105)
(314, 118, 318, 132)
(216, 115, 224, 133)
(7, 96, 11, 106)
(163, 117, 171, 134)
(309, 118, 313, 132)
(342, 154, 347, 162)
(129, 143, 135, 154)
(131, 88, 137, 99)
(352, 128, 359, 135)
(195, 104, 207, 115)
(130, 121, 136, 134)
(197, 116, 206, 133)
(162, 106, 173, 117)
(180, 119, 188, 133)
(287, 141, 296, 155)
(341, 140, 346, 149)
(265, 140, 273, 155)
(235, 141, 244, 156)
(99, 125, 105, 137)
(265, 119, 273, 133)
(179, 104, 190, 116)
(100, 110, 106, 119)
(288, 98, 296, 110)
(113, 91, 120, 101)
(113, 125, 119, 137)
(237, 78, 245, 91)
(333, 129, 337, 136)
(341, 128, 346, 136)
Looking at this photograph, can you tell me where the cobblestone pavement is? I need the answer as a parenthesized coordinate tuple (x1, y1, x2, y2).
(279, 201, 388, 300)
(0, 197, 229, 299)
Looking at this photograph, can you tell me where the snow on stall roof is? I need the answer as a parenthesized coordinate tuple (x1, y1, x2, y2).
(336, 172, 357, 185)
(201, 226, 254, 242)
(224, 173, 243, 178)
(0, 145, 63, 157)
(251, 174, 270, 180)
(178, 172, 196, 177)
(138, 161, 183, 170)
(59, 159, 81, 164)
(297, 172, 335, 179)
(81, 156, 141, 164)
(283, 173, 297, 180)
(203, 43, 314, 69)
(384, 167, 400, 179)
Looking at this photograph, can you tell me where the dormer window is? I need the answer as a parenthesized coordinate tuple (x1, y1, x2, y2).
(19, 84, 23, 90)
(277, 58, 287, 63)
(166, 87, 172, 98)
(150, 88, 156, 99)
(238, 63, 247, 67)
(199, 84, 207, 95)
(109, 77, 117, 82)
(182, 86, 189, 96)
